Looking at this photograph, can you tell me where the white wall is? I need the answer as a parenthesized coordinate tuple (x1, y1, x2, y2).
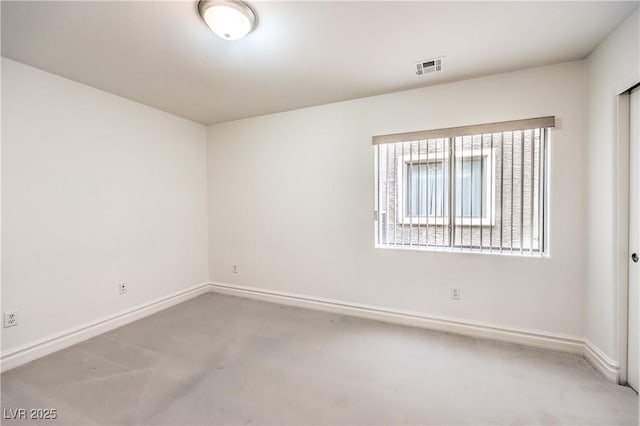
(1, 58, 209, 353)
(207, 61, 587, 338)
(585, 9, 640, 362)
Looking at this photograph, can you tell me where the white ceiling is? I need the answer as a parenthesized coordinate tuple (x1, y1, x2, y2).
(2, 1, 637, 124)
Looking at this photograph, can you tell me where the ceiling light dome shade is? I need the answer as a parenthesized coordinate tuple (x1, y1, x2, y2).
(198, 0, 257, 41)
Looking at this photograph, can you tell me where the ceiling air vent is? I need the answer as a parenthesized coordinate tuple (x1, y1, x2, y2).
(416, 57, 444, 76)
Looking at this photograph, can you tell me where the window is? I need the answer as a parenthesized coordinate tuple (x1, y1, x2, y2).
(407, 161, 446, 217)
(397, 152, 449, 223)
(374, 117, 552, 256)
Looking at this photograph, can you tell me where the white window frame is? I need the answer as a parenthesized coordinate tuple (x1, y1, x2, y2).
(396, 148, 495, 226)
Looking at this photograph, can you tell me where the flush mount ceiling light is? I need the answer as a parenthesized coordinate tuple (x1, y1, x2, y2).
(198, 0, 257, 41)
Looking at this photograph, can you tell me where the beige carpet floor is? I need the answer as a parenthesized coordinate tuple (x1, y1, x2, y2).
(1, 293, 637, 425)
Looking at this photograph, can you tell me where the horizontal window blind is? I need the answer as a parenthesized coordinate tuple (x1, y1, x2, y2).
(373, 117, 553, 256)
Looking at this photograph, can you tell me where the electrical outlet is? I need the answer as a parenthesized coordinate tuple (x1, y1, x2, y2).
(119, 282, 127, 295)
(450, 288, 461, 300)
(233, 265, 238, 274)
(3, 312, 18, 328)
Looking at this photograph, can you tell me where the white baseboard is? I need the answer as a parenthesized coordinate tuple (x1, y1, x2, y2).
(0, 282, 210, 372)
(208, 282, 585, 355)
(584, 339, 620, 383)
(209, 282, 624, 383)
(1, 280, 621, 385)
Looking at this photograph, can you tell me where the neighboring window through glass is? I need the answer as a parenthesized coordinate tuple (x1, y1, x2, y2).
(406, 161, 447, 217)
(455, 156, 488, 218)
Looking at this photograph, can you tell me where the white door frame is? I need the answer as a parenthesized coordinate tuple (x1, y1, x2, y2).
(616, 82, 640, 385)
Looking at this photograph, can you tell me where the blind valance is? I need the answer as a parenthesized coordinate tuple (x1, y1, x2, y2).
(372, 116, 555, 145)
